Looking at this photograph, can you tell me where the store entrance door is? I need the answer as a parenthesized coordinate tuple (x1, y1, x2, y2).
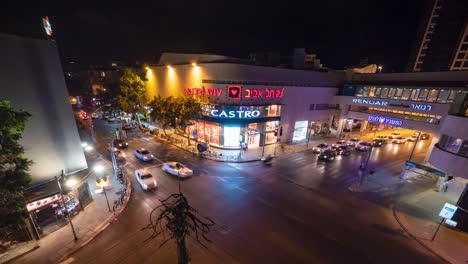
(248, 132, 260, 148)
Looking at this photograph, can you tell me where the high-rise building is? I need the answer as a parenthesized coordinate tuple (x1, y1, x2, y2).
(407, 0, 468, 72)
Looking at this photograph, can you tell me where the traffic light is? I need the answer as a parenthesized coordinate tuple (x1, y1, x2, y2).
(274, 127, 278, 136)
(280, 126, 283, 136)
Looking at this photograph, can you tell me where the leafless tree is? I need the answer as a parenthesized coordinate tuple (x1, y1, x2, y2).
(142, 192, 214, 264)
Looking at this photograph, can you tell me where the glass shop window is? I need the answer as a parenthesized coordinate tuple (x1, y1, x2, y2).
(401, 89, 411, 100)
(427, 89, 439, 102)
(410, 89, 420, 101)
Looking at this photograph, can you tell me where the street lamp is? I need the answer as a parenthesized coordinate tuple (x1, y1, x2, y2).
(408, 132, 420, 161)
(93, 164, 105, 174)
(93, 163, 112, 212)
(56, 170, 78, 241)
(378, 65, 383, 73)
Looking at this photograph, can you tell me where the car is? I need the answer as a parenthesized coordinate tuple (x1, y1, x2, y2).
(108, 117, 116, 123)
(406, 135, 418, 142)
(346, 138, 360, 147)
(122, 123, 133, 130)
(420, 133, 430, 140)
(91, 113, 98, 119)
(135, 169, 157, 190)
(162, 162, 193, 178)
(372, 138, 387, 146)
(392, 136, 407, 144)
(318, 150, 337, 161)
(355, 141, 373, 151)
(375, 135, 388, 140)
(388, 132, 401, 139)
(312, 143, 331, 153)
(134, 148, 154, 161)
(332, 140, 346, 148)
(113, 139, 128, 149)
(332, 146, 352, 156)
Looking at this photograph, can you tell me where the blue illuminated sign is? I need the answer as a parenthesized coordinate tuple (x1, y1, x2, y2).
(367, 115, 403, 127)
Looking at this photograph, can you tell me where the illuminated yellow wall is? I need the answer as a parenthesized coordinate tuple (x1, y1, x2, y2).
(145, 64, 209, 100)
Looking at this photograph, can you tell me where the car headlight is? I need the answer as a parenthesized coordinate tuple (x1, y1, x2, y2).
(150, 154, 154, 157)
(125, 143, 128, 145)
(142, 183, 147, 189)
(153, 180, 157, 186)
(119, 144, 122, 146)
(323, 156, 327, 158)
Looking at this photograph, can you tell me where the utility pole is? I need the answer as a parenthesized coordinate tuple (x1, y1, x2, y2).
(57, 170, 78, 241)
(359, 145, 374, 187)
(408, 133, 420, 161)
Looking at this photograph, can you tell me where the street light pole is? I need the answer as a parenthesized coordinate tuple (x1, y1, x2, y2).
(57, 171, 78, 241)
(408, 134, 420, 161)
(359, 145, 374, 187)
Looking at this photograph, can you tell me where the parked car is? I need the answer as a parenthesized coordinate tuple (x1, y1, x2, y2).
(372, 138, 387, 147)
(356, 141, 373, 151)
(134, 148, 154, 161)
(392, 136, 407, 144)
(318, 149, 337, 161)
(122, 123, 133, 130)
(420, 133, 430, 140)
(407, 135, 418, 142)
(312, 143, 331, 153)
(113, 139, 128, 149)
(91, 113, 98, 119)
(375, 135, 388, 140)
(162, 162, 193, 178)
(332, 145, 352, 156)
(135, 169, 157, 190)
(388, 132, 401, 139)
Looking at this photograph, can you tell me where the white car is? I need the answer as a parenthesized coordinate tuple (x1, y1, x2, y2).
(388, 132, 401, 139)
(135, 169, 157, 190)
(312, 143, 331, 153)
(162, 162, 193, 178)
(332, 140, 346, 148)
(392, 136, 407, 144)
(355, 141, 372, 151)
(346, 138, 360, 147)
(91, 113, 98, 119)
(135, 148, 154, 161)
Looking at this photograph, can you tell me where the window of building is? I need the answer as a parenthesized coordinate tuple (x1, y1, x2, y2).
(380, 88, 389, 98)
(437, 89, 450, 103)
(438, 135, 466, 157)
(427, 89, 439, 102)
(448, 90, 460, 101)
(418, 89, 429, 101)
(457, 52, 465, 59)
(461, 44, 468, 51)
(374, 87, 382, 97)
(388, 88, 396, 98)
(369, 86, 376, 97)
(463, 61, 468, 68)
(362, 87, 370, 97)
(454, 61, 462, 67)
(394, 88, 403, 98)
(309, 104, 315, 111)
(410, 89, 420, 100)
(401, 89, 412, 100)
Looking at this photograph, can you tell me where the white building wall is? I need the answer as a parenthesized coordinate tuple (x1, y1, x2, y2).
(0, 34, 88, 184)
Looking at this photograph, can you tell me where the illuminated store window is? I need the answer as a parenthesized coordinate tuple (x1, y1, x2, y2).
(369, 86, 376, 97)
(410, 89, 420, 100)
(437, 90, 450, 103)
(401, 89, 412, 100)
(394, 88, 403, 99)
(427, 89, 439, 102)
(388, 88, 396, 98)
(380, 88, 389, 98)
(362, 87, 370, 97)
(438, 134, 468, 157)
(293, 121, 308, 142)
(224, 125, 240, 147)
(374, 87, 382, 97)
(418, 89, 429, 101)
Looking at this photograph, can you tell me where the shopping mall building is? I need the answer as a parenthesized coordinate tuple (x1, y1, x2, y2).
(145, 58, 467, 179)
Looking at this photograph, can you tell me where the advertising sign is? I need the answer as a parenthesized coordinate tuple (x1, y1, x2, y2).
(367, 115, 403, 127)
(185, 86, 285, 100)
(439, 203, 458, 220)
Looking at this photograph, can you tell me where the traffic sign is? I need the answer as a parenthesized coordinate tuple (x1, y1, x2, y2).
(439, 203, 458, 220)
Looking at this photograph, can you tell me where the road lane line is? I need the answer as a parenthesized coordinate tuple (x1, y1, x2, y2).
(217, 177, 227, 182)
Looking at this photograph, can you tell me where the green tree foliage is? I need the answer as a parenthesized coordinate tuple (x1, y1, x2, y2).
(175, 96, 202, 145)
(116, 68, 147, 120)
(0, 100, 32, 228)
(149, 96, 202, 141)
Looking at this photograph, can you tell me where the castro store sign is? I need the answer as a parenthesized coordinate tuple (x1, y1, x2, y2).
(210, 109, 260, 119)
(367, 115, 403, 127)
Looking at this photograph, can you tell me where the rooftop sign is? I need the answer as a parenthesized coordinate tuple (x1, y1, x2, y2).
(352, 98, 432, 111)
(185, 86, 285, 100)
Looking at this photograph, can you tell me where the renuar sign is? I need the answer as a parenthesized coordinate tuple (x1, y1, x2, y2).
(352, 98, 432, 111)
(367, 115, 403, 127)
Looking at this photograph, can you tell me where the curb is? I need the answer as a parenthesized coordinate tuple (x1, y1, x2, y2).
(154, 135, 266, 163)
(391, 204, 450, 264)
(3, 245, 40, 264)
(56, 177, 133, 263)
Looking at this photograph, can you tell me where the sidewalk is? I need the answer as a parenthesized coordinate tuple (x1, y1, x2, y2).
(140, 121, 339, 162)
(9, 153, 132, 264)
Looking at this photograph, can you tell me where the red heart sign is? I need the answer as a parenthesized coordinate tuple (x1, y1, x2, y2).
(231, 90, 237, 95)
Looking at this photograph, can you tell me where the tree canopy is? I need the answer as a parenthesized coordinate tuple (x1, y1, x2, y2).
(0, 100, 32, 228)
(116, 68, 147, 115)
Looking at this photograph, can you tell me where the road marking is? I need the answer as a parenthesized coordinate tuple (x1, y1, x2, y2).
(145, 163, 163, 169)
(217, 177, 227, 182)
(234, 186, 248, 193)
(59, 257, 75, 264)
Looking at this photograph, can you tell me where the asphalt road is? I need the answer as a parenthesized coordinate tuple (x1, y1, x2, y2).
(63, 117, 445, 264)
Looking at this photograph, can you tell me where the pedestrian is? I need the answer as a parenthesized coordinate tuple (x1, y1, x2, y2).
(370, 168, 375, 175)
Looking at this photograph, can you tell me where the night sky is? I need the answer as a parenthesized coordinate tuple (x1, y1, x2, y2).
(1, 0, 424, 71)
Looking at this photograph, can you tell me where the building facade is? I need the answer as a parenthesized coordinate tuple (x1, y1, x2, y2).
(145, 62, 344, 149)
(407, 0, 468, 72)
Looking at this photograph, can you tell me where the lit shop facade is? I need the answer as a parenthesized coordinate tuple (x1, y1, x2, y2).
(145, 63, 342, 148)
